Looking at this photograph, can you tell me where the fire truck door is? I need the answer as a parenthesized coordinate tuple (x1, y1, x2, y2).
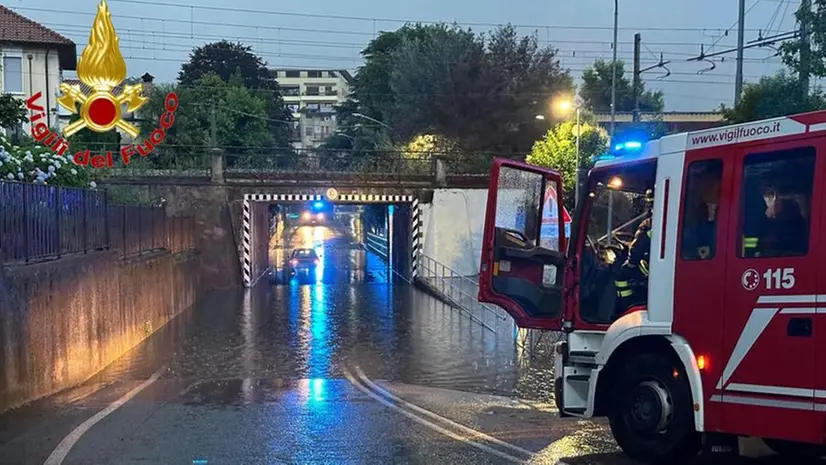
(719, 142, 821, 444)
(477, 159, 567, 330)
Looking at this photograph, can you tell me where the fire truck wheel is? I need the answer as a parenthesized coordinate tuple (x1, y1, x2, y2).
(608, 353, 700, 464)
(763, 438, 826, 459)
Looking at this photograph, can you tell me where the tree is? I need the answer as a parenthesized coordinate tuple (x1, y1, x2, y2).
(779, 1, 826, 79)
(0, 93, 27, 130)
(580, 59, 664, 113)
(525, 119, 609, 209)
(338, 24, 574, 158)
(178, 41, 293, 151)
(721, 71, 825, 124)
(141, 73, 278, 169)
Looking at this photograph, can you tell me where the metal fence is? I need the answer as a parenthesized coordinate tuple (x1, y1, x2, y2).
(0, 181, 196, 263)
(418, 253, 562, 353)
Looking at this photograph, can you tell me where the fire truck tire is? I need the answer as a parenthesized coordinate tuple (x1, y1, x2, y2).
(763, 438, 826, 459)
(608, 353, 700, 464)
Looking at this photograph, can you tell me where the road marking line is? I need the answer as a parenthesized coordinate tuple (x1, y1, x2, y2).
(343, 367, 526, 464)
(353, 366, 535, 460)
(43, 366, 166, 465)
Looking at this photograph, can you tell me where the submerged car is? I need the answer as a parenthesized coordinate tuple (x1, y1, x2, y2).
(288, 248, 319, 275)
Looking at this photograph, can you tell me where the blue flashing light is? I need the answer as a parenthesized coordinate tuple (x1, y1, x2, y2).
(624, 141, 643, 149)
(313, 201, 325, 209)
(614, 143, 623, 151)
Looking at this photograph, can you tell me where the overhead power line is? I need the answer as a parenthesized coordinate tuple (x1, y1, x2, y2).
(16, 4, 773, 34)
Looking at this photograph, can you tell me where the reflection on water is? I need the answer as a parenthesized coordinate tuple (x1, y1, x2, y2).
(161, 221, 555, 401)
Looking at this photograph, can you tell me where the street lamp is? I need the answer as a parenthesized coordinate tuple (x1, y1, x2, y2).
(554, 98, 583, 208)
(351, 113, 393, 131)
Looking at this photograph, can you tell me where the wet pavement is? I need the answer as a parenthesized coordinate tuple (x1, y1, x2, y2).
(0, 218, 792, 464)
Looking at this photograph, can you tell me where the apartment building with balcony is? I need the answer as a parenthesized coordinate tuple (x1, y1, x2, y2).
(270, 69, 354, 149)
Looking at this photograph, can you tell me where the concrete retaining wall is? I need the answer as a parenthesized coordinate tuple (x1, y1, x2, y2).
(0, 251, 200, 412)
(421, 188, 487, 277)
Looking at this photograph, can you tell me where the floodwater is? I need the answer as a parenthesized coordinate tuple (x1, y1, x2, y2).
(169, 217, 556, 401)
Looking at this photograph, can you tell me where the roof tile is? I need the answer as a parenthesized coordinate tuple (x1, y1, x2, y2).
(0, 5, 74, 45)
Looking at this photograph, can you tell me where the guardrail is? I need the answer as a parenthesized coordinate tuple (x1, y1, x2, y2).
(417, 253, 562, 352)
(0, 181, 196, 264)
(364, 232, 388, 260)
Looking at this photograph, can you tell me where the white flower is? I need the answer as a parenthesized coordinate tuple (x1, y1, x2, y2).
(70, 168, 78, 175)
(35, 145, 41, 149)
(89, 181, 97, 189)
(0, 161, 3, 167)
(17, 172, 23, 179)
(48, 165, 56, 173)
(6, 173, 13, 180)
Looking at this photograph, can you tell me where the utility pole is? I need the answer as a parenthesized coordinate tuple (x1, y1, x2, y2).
(610, 0, 619, 138)
(735, 0, 746, 105)
(632, 33, 641, 123)
(210, 101, 224, 184)
(800, 0, 812, 97)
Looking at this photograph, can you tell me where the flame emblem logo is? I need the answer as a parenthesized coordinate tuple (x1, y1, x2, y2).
(57, 0, 145, 138)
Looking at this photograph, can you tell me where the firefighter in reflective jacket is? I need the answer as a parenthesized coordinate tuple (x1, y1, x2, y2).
(615, 190, 654, 311)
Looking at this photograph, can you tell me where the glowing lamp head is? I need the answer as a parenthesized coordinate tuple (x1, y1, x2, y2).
(607, 177, 623, 189)
(313, 201, 324, 209)
(697, 355, 708, 371)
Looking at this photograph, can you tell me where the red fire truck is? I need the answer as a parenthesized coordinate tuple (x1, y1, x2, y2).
(478, 111, 826, 463)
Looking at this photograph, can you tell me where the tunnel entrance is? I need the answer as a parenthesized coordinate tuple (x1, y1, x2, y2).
(241, 193, 420, 287)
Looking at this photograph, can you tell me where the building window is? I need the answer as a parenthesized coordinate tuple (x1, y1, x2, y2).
(307, 70, 322, 78)
(305, 86, 319, 96)
(285, 70, 300, 78)
(324, 85, 335, 95)
(287, 104, 299, 113)
(680, 159, 723, 260)
(305, 126, 313, 136)
(282, 86, 300, 96)
(739, 147, 815, 258)
(327, 71, 338, 78)
(305, 103, 320, 111)
(3, 51, 23, 94)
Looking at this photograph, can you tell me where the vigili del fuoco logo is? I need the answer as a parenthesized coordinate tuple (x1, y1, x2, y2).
(25, 0, 178, 168)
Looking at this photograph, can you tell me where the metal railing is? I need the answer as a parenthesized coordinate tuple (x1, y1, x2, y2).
(365, 232, 388, 259)
(99, 149, 503, 177)
(418, 254, 508, 333)
(418, 253, 562, 352)
(0, 181, 196, 263)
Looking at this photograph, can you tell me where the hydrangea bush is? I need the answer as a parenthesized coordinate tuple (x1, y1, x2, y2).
(0, 134, 96, 189)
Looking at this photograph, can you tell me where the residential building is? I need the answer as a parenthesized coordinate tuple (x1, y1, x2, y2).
(270, 69, 354, 149)
(0, 6, 76, 134)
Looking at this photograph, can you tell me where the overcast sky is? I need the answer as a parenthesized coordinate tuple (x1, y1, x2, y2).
(12, 0, 803, 111)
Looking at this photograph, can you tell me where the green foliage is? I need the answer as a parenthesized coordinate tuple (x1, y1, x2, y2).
(336, 24, 574, 156)
(722, 71, 825, 123)
(526, 119, 609, 209)
(779, 1, 826, 78)
(0, 93, 28, 130)
(141, 73, 284, 169)
(580, 59, 665, 113)
(177, 41, 293, 153)
(0, 134, 94, 188)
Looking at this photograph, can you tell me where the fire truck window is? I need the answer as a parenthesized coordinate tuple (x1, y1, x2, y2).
(739, 147, 815, 258)
(680, 159, 723, 260)
(495, 167, 544, 245)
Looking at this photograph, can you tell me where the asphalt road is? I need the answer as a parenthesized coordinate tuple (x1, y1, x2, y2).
(0, 220, 793, 464)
